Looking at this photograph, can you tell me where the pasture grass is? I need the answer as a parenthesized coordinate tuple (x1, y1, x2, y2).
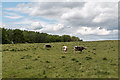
(2, 40, 118, 78)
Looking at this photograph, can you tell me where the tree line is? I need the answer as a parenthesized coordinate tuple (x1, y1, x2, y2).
(1, 28, 83, 44)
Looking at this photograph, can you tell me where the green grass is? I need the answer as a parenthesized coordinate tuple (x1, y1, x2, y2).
(0, 52, 2, 79)
(2, 40, 118, 78)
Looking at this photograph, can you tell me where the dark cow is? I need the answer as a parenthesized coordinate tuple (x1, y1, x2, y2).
(74, 46, 87, 53)
(44, 44, 51, 48)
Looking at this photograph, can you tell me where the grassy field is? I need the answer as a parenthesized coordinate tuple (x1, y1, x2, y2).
(2, 40, 118, 78)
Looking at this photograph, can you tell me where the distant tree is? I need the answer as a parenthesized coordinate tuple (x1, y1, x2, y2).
(2, 28, 10, 44)
(13, 29, 25, 43)
(22, 30, 30, 43)
(54, 35, 61, 42)
(61, 35, 71, 42)
(0, 28, 1, 44)
(37, 33, 48, 43)
(1, 28, 82, 44)
(7, 29, 14, 43)
(71, 36, 81, 41)
(80, 39, 83, 41)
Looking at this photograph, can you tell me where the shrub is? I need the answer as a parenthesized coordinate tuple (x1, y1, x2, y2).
(20, 57, 24, 59)
(88, 51, 90, 52)
(43, 70, 46, 75)
(37, 56, 40, 58)
(11, 49, 16, 51)
(48, 66, 52, 69)
(71, 58, 76, 61)
(21, 54, 32, 59)
(97, 70, 110, 75)
(113, 49, 115, 51)
(32, 58, 38, 61)
(61, 56, 66, 58)
(24, 66, 32, 70)
(78, 62, 82, 65)
(76, 60, 79, 63)
(46, 61, 50, 63)
(53, 66, 56, 68)
(103, 57, 107, 60)
(93, 48, 96, 50)
(43, 75, 47, 78)
(46, 48, 50, 50)
(85, 56, 92, 60)
(3, 49, 9, 51)
(110, 63, 117, 65)
(40, 61, 42, 62)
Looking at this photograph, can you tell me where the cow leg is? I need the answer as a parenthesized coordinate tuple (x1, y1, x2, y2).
(80, 51, 82, 54)
(64, 50, 66, 53)
(80, 51, 81, 54)
(65, 50, 66, 53)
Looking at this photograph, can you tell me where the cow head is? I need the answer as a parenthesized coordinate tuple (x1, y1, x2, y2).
(84, 47, 87, 50)
(83, 47, 87, 49)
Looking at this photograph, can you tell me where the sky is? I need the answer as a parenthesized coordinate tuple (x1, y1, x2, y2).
(0, 1, 119, 41)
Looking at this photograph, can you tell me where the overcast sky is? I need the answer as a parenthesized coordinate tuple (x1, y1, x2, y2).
(1, 1, 119, 41)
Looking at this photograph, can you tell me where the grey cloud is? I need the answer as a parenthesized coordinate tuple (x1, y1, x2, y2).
(3, 2, 118, 41)
(38, 2, 85, 9)
(61, 2, 118, 30)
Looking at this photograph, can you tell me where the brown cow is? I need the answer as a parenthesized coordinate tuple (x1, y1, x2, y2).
(74, 46, 87, 53)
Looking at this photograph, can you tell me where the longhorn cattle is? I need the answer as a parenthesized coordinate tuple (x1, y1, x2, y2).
(63, 46, 67, 53)
(44, 44, 51, 48)
(74, 46, 87, 53)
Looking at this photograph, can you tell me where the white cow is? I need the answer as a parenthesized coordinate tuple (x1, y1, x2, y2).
(62, 46, 67, 53)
